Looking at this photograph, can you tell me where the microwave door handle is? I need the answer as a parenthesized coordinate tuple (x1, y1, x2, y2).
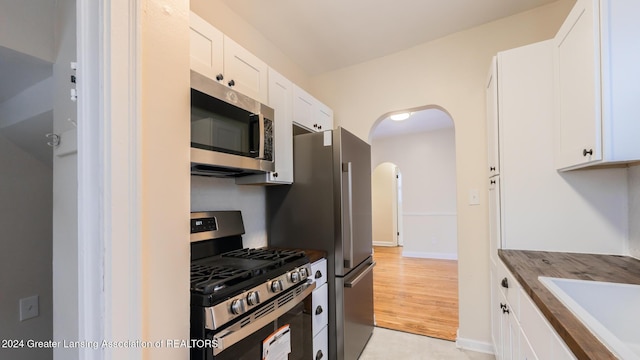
(343, 162, 354, 269)
(258, 113, 265, 159)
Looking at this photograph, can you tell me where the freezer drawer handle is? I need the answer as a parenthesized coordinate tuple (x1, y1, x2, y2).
(315, 305, 323, 315)
(344, 261, 376, 288)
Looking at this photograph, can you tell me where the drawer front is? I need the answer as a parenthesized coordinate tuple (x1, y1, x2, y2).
(311, 258, 327, 287)
(498, 261, 520, 318)
(313, 325, 328, 360)
(312, 283, 329, 336)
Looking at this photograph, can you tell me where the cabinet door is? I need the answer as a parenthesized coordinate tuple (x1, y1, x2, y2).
(292, 85, 316, 131)
(491, 267, 503, 359)
(488, 176, 501, 265)
(315, 101, 333, 131)
(554, 0, 602, 169)
(190, 12, 224, 81)
(486, 56, 500, 177)
(223, 36, 268, 103)
(266, 68, 294, 183)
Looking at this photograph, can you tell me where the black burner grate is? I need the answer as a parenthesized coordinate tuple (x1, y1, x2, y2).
(190, 248, 308, 298)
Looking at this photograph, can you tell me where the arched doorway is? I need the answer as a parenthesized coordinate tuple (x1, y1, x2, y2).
(369, 106, 459, 341)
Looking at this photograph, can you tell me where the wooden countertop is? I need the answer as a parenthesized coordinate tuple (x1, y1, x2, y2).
(498, 249, 640, 360)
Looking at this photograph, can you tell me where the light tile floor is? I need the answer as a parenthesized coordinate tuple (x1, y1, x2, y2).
(359, 327, 496, 360)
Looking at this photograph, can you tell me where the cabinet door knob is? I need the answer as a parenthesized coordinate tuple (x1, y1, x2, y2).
(490, 166, 496, 171)
(315, 305, 323, 315)
(272, 172, 278, 178)
(502, 307, 510, 314)
(215, 74, 224, 81)
(315, 270, 322, 279)
(316, 350, 324, 360)
(318, 125, 322, 130)
(490, 180, 496, 185)
(501, 277, 509, 288)
(583, 148, 593, 156)
(228, 79, 235, 87)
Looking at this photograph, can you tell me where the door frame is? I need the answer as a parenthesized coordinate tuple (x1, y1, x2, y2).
(77, 0, 142, 358)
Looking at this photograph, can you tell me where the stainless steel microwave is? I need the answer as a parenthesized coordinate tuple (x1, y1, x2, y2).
(190, 70, 275, 177)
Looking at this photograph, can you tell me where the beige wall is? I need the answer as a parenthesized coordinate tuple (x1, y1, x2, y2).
(372, 162, 398, 246)
(141, 0, 191, 358)
(310, 0, 574, 346)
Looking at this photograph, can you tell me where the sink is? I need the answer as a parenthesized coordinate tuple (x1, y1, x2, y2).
(538, 276, 640, 360)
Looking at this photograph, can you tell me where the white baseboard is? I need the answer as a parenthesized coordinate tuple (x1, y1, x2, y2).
(373, 241, 397, 247)
(455, 336, 494, 354)
(402, 251, 458, 260)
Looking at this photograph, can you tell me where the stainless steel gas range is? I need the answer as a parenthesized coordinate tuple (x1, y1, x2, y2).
(190, 211, 316, 360)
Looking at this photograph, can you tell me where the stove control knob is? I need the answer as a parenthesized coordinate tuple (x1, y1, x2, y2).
(246, 291, 260, 306)
(230, 299, 246, 315)
(290, 271, 300, 283)
(271, 280, 283, 293)
(299, 268, 309, 281)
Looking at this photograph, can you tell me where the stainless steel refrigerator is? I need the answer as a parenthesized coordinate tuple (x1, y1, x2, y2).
(267, 127, 375, 360)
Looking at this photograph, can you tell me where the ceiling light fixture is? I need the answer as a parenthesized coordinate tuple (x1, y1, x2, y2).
(390, 112, 411, 121)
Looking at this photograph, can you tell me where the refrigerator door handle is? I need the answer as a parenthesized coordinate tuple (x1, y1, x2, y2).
(344, 261, 376, 288)
(343, 161, 354, 269)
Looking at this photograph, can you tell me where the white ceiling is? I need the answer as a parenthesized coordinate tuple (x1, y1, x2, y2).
(222, 0, 558, 75)
(370, 109, 453, 141)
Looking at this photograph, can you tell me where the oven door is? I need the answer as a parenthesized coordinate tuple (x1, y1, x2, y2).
(204, 281, 315, 360)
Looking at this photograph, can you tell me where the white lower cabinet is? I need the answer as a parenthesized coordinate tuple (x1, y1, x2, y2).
(310, 258, 328, 359)
(492, 260, 576, 360)
(313, 325, 328, 360)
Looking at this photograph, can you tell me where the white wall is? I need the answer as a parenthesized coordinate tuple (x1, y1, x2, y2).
(51, 1, 77, 359)
(629, 164, 640, 259)
(311, 0, 575, 347)
(191, 177, 268, 248)
(0, 0, 55, 62)
(0, 136, 53, 360)
(372, 127, 457, 259)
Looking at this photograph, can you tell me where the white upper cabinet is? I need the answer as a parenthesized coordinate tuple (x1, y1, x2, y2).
(189, 11, 223, 81)
(190, 12, 268, 103)
(554, 0, 640, 170)
(486, 56, 500, 178)
(293, 85, 333, 132)
(223, 37, 268, 104)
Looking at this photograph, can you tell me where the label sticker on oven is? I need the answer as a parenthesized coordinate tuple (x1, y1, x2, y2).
(262, 324, 291, 360)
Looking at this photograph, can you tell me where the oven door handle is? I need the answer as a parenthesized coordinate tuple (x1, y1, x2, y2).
(212, 281, 316, 356)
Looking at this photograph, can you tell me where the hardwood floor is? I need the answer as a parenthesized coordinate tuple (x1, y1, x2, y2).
(372, 246, 459, 341)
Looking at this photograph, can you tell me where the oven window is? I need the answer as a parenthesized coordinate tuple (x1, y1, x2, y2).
(191, 89, 258, 158)
(210, 301, 312, 360)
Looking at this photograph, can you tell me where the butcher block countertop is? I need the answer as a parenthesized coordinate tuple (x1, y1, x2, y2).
(499, 249, 640, 360)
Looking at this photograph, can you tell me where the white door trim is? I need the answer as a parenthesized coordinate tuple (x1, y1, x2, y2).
(77, 1, 142, 358)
